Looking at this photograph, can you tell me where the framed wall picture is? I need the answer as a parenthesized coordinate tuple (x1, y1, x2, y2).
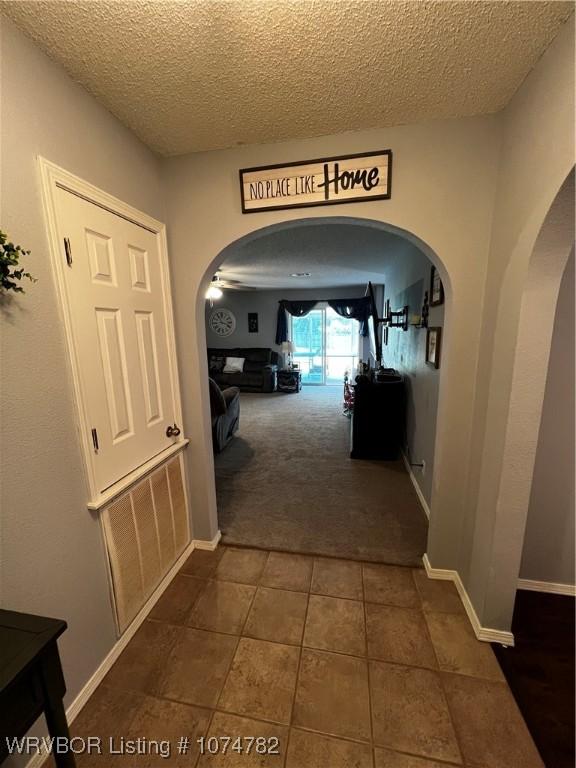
(426, 327, 442, 368)
(248, 312, 258, 333)
(430, 266, 444, 306)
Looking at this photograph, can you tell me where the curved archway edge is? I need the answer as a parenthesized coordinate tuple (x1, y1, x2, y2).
(192, 213, 458, 560)
(468, 169, 575, 631)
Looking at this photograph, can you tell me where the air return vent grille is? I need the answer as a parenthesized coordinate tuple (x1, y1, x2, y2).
(101, 453, 190, 633)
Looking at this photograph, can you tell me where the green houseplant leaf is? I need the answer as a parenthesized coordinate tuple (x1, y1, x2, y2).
(0, 229, 36, 293)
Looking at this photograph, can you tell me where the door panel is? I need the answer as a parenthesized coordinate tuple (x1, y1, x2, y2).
(135, 311, 163, 425)
(55, 188, 177, 491)
(96, 308, 134, 442)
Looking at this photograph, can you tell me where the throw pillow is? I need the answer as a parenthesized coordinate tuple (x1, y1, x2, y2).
(209, 355, 225, 373)
(223, 356, 245, 373)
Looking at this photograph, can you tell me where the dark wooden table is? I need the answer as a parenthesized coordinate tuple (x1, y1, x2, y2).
(0, 609, 75, 766)
(277, 368, 302, 393)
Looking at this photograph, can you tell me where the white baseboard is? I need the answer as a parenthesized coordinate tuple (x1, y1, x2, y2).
(423, 553, 515, 647)
(402, 452, 430, 520)
(193, 529, 222, 550)
(518, 578, 576, 596)
(25, 538, 197, 768)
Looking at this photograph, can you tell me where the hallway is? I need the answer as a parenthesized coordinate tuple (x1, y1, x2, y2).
(214, 388, 428, 565)
(66, 545, 543, 767)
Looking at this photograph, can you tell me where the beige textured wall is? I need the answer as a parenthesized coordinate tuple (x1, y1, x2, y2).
(519, 250, 575, 586)
(163, 17, 574, 634)
(380, 245, 444, 506)
(163, 114, 501, 561)
(463, 20, 575, 628)
(0, 16, 165, 721)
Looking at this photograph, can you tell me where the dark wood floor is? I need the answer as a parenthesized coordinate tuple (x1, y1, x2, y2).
(493, 590, 575, 768)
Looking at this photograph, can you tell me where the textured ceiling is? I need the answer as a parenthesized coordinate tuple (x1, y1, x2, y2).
(217, 219, 421, 289)
(2, 1, 573, 156)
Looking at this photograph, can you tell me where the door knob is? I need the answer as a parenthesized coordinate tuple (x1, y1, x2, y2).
(166, 423, 181, 438)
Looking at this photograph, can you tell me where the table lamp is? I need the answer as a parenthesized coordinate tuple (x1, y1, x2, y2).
(282, 340, 295, 368)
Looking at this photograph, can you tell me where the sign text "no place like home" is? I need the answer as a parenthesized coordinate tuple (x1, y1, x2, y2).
(239, 150, 392, 213)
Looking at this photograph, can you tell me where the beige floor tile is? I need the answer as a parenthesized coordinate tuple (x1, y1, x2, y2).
(311, 558, 363, 600)
(73, 685, 140, 767)
(363, 564, 419, 607)
(303, 594, 365, 656)
(160, 627, 238, 707)
(215, 547, 269, 585)
(425, 612, 504, 680)
(369, 661, 461, 764)
(102, 620, 179, 696)
(412, 570, 464, 615)
(374, 747, 456, 767)
(243, 587, 308, 645)
(180, 547, 224, 577)
(260, 551, 313, 592)
(126, 694, 211, 767)
(188, 580, 255, 634)
(366, 603, 437, 668)
(286, 728, 372, 768)
(197, 712, 287, 767)
(218, 637, 300, 724)
(293, 649, 371, 742)
(442, 672, 544, 767)
(148, 574, 206, 624)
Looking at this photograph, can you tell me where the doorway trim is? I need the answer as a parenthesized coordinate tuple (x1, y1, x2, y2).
(38, 157, 187, 509)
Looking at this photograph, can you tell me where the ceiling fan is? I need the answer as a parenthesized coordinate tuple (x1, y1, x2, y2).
(210, 269, 257, 291)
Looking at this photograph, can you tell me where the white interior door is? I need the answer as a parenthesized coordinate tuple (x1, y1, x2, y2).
(55, 188, 179, 492)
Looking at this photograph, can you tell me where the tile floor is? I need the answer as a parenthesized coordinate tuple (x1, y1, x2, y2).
(66, 546, 544, 767)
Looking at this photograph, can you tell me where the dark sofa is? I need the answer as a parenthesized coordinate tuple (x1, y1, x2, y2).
(209, 378, 240, 453)
(208, 347, 280, 392)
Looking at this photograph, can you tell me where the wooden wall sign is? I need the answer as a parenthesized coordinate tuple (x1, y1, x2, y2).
(240, 150, 392, 213)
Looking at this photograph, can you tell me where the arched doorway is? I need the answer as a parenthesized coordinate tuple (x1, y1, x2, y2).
(199, 216, 452, 563)
(474, 169, 575, 631)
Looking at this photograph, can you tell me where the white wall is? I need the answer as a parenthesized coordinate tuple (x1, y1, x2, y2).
(381, 246, 444, 505)
(519, 250, 575, 586)
(0, 16, 165, 727)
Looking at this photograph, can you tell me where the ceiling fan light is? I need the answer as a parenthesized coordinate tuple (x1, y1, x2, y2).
(206, 285, 223, 300)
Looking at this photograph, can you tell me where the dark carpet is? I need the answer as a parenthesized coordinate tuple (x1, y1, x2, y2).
(214, 387, 428, 565)
(493, 590, 575, 768)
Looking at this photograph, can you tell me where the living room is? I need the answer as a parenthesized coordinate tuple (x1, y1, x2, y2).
(204, 218, 444, 565)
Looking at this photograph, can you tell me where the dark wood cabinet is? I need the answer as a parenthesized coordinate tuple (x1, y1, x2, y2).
(350, 374, 405, 460)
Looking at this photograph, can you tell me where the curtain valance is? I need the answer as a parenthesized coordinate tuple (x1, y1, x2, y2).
(275, 297, 370, 344)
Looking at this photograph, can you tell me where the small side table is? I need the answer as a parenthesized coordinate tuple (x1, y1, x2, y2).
(0, 610, 75, 767)
(277, 368, 302, 393)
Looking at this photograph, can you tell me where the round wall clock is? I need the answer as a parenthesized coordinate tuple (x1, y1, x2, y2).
(209, 308, 236, 337)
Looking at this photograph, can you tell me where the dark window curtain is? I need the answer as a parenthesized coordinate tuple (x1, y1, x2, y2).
(327, 297, 371, 337)
(275, 300, 318, 344)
